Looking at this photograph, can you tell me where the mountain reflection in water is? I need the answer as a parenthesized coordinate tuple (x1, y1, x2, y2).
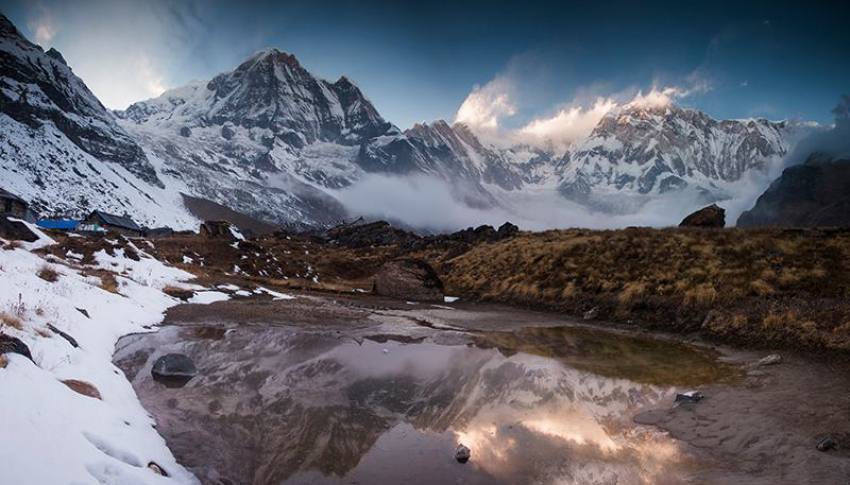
(114, 324, 731, 485)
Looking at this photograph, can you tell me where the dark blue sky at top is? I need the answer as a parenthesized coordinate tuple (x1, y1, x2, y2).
(3, 0, 849, 127)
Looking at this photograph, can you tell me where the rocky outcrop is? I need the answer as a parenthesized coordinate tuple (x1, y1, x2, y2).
(443, 222, 520, 243)
(0, 216, 38, 242)
(0, 334, 33, 361)
(200, 221, 239, 240)
(372, 259, 444, 302)
(324, 219, 420, 248)
(679, 204, 725, 228)
(738, 157, 850, 227)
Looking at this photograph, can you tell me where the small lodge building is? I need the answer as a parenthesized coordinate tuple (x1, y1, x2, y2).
(0, 188, 35, 222)
(81, 210, 143, 237)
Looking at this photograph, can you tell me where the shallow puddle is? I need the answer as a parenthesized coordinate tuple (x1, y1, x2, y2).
(114, 323, 733, 484)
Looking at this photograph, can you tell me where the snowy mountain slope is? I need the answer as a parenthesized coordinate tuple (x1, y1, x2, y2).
(116, 49, 399, 226)
(0, 11, 810, 229)
(557, 104, 800, 211)
(0, 14, 196, 228)
(0, 14, 159, 187)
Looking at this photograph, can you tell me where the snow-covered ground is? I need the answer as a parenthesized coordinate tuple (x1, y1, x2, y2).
(0, 225, 215, 484)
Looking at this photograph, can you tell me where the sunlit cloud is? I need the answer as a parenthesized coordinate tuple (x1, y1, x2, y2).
(137, 54, 167, 99)
(455, 79, 710, 151)
(455, 75, 517, 130)
(518, 97, 618, 151)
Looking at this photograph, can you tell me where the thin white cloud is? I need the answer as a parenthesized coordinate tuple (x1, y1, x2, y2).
(26, 5, 57, 46)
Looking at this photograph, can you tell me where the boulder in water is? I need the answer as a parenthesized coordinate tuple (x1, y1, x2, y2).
(455, 444, 471, 463)
(152, 353, 197, 386)
(675, 391, 704, 403)
(817, 436, 837, 452)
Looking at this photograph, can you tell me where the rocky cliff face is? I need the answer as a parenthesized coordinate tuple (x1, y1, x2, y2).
(0, 15, 159, 187)
(737, 156, 850, 227)
(0, 14, 195, 227)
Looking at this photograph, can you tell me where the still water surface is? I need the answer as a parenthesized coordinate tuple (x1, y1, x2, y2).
(114, 323, 733, 485)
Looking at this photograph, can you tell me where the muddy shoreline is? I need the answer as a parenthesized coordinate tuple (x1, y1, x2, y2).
(118, 292, 850, 484)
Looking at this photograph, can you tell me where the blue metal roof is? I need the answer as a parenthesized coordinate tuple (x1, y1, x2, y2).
(37, 219, 80, 230)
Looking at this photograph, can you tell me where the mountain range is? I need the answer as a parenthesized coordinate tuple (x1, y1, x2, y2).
(0, 14, 818, 230)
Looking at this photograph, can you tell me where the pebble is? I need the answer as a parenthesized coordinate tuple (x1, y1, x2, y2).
(455, 444, 471, 463)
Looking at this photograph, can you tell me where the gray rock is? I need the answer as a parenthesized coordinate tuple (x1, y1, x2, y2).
(221, 123, 236, 140)
(455, 444, 471, 463)
(0, 334, 33, 362)
(756, 354, 782, 366)
(179, 126, 192, 137)
(47, 323, 79, 348)
(817, 436, 837, 452)
(675, 391, 704, 403)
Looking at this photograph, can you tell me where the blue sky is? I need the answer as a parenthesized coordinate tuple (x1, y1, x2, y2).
(2, 0, 848, 128)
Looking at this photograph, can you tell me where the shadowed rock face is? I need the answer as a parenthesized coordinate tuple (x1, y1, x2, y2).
(0, 14, 160, 187)
(738, 157, 850, 227)
(114, 321, 733, 485)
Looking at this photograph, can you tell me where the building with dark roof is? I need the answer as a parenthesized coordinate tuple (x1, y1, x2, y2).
(81, 210, 143, 237)
(0, 188, 35, 222)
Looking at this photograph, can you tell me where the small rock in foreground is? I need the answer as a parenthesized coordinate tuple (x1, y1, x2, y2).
(675, 391, 704, 403)
(756, 354, 782, 366)
(455, 444, 471, 463)
(817, 436, 837, 452)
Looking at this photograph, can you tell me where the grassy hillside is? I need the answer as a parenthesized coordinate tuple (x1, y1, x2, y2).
(438, 227, 850, 352)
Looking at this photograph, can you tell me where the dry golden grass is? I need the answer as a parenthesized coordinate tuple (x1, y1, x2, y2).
(684, 283, 718, 307)
(37, 265, 59, 283)
(162, 285, 195, 300)
(0, 312, 23, 330)
(0, 354, 7, 368)
(100, 273, 120, 294)
(618, 282, 647, 307)
(439, 227, 850, 352)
